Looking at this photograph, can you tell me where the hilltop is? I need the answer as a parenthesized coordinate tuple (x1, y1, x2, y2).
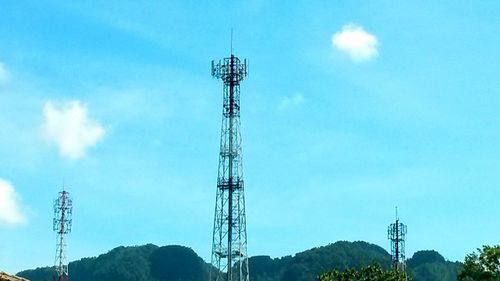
(17, 241, 461, 281)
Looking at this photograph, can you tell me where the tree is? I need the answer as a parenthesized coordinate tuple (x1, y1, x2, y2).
(319, 264, 409, 281)
(458, 245, 500, 281)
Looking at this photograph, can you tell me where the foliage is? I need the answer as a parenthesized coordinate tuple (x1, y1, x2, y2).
(248, 255, 292, 281)
(458, 245, 500, 281)
(319, 264, 408, 281)
(14, 267, 53, 281)
(17, 244, 208, 281)
(17, 241, 463, 281)
(150, 245, 208, 281)
(250, 241, 391, 281)
(407, 250, 445, 268)
(408, 250, 460, 281)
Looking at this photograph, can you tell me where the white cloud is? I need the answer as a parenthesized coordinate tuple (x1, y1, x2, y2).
(43, 101, 105, 160)
(0, 179, 27, 226)
(332, 24, 378, 62)
(278, 93, 304, 112)
(0, 62, 10, 84)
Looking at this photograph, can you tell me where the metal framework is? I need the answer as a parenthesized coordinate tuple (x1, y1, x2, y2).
(388, 208, 407, 275)
(53, 189, 73, 281)
(210, 53, 249, 281)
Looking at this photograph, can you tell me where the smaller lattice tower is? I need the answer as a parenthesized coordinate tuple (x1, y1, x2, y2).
(388, 207, 407, 276)
(53, 189, 73, 281)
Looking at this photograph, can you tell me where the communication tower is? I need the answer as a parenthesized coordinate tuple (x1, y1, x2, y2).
(53, 189, 73, 281)
(210, 49, 249, 281)
(388, 207, 407, 276)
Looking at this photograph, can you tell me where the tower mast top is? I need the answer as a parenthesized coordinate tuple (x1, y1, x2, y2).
(231, 28, 233, 55)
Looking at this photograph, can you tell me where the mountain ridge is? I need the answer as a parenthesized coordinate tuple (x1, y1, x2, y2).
(17, 241, 461, 281)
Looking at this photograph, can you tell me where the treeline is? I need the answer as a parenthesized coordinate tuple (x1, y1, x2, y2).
(248, 242, 461, 281)
(18, 245, 208, 281)
(17, 241, 461, 281)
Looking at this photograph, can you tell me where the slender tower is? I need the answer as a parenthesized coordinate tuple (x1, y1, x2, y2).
(388, 207, 407, 276)
(210, 50, 249, 281)
(53, 189, 73, 281)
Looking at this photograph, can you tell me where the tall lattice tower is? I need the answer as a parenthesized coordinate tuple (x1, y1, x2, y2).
(210, 51, 249, 281)
(388, 207, 407, 276)
(53, 189, 73, 281)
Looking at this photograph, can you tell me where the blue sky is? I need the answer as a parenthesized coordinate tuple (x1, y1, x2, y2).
(1, 0, 499, 274)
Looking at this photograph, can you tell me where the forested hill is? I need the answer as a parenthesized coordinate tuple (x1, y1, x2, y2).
(17, 241, 461, 281)
(17, 245, 208, 281)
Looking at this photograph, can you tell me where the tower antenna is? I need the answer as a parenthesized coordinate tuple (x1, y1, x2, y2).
(230, 28, 234, 55)
(53, 189, 73, 281)
(210, 44, 249, 281)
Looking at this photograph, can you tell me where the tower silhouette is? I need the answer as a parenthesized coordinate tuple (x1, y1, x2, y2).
(53, 189, 72, 281)
(388, 207, 407, 278)
(210, 50, 249, 281)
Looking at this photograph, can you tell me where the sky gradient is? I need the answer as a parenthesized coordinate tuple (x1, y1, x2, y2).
(1, 0, 499, 274)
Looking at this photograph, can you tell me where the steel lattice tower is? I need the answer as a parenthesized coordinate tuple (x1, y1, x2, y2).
(53, 189, 73, 281)
(210, 52, 249, 281)
(388, 207, 407, 276)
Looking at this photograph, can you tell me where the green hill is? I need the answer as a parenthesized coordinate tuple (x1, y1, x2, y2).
(408, 250, 461, 281)
(18, 244, 209, 281)
(250, 241, 391, 281)
(17, 242, 461, 281)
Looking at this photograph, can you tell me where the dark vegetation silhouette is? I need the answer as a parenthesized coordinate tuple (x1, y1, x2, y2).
(17, 241, 462, 281)
(458, 245, 500, 281)
(319, 264, 408, 281)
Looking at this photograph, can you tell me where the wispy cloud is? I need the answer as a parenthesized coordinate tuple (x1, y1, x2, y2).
(0, 62, 10, 84)
(0, 179, 27, 226)
(278, 93, 304, 112)
(332, 24, 378, 62)
(42, 101, 105, 160)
